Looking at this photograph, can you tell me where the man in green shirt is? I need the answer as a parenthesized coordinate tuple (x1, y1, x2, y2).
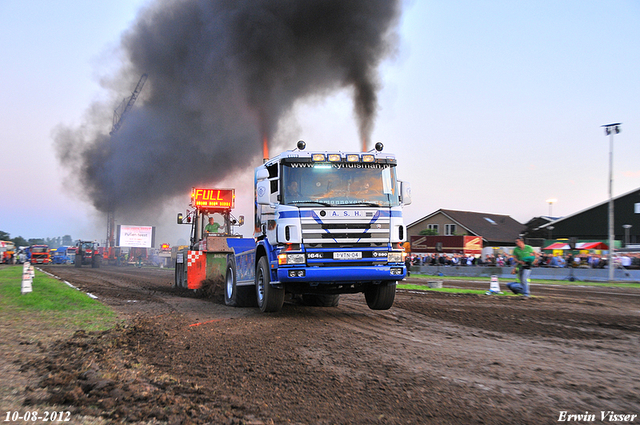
(205, 217, 224, 234)
(508, 237, 538, 297)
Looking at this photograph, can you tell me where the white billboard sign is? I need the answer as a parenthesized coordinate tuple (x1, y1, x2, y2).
(117, 225, 155, 248)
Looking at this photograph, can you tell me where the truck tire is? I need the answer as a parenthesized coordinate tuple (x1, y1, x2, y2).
(364, 282, 396, 310)
(224, 256, 238, 306)
(92, 256, 101, 268)
(302, 294, 340, 307)
(255, 256, 284, 313)
(224, 256, 256, 307)
(74, 254, 82, 268)
(173, 260, 180, 288)
(174, 260, 185, 288)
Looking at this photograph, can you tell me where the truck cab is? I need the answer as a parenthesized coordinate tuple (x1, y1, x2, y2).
(0, 241, 16, 264)
(30, 245, 50, 265)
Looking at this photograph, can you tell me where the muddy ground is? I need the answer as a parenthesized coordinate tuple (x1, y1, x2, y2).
(3, 265, 640, 424)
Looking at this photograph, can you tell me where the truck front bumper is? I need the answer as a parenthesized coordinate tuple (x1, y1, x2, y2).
(276, 265, 405, 283)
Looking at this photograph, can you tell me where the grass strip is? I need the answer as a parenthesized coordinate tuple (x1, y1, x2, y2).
(0, 265, 117, 332)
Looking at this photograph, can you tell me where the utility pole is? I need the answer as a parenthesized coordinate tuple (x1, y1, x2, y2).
(602, 123, 621, 282)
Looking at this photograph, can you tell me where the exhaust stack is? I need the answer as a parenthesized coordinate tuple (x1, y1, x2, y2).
(262, 135, 269, 162)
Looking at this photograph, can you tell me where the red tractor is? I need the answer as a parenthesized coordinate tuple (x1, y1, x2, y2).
(74, 241, 102, 268)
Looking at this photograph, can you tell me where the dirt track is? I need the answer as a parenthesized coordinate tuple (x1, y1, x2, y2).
(12, 265, 640, 424)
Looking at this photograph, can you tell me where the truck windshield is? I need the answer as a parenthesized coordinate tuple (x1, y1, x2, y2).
(282, 162, 400, 207)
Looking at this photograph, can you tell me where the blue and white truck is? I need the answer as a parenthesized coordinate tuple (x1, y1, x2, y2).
(174, 141, 411, 313)
(50, 246, 73, 264)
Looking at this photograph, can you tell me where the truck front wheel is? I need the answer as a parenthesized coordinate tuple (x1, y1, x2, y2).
(364, 282, 396, 310)
(74, 254, 82, 268)
(256, 257, 284, 313)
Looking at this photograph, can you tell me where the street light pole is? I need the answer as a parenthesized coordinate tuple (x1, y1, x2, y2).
(602, 123, 621, 282)
(546, 198, 557, 217)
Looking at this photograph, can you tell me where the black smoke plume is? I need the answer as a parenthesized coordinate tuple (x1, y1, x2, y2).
(54, 0, 402, 215)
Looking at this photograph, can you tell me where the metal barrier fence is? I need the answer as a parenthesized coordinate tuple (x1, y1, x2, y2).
(412, 265, 640, 283)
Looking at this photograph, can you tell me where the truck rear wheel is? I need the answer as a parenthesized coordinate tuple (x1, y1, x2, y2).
(224, 257, 238, 306)
(225, 256, 256, 306)
(174, 260, 185, 288)
(256, 257, 284, 313)
(364, 282, 396, 310)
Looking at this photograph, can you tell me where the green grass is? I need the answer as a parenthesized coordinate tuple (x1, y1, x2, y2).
(0, 265, 117, 332)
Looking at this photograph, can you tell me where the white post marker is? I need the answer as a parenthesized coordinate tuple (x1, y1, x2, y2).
(21, 262, 33, 294)
(486, 274, 502, 295)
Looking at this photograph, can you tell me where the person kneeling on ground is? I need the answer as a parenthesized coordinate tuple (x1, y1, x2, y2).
(507, 237, 538, 297)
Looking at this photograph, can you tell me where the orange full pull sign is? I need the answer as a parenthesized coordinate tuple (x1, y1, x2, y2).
(191, 188, 235, 210)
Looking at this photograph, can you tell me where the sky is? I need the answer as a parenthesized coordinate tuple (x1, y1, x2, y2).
(1, 0, 639, 245)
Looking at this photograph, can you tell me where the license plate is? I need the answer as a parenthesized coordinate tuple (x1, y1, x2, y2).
(333, 252, 362, 260)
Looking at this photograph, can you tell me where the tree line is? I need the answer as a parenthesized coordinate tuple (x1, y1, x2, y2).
(0, 231, 74, 248)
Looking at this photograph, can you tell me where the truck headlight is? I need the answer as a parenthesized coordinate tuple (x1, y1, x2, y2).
(387, 252, 403, 263)
(278, 253, 306, 265)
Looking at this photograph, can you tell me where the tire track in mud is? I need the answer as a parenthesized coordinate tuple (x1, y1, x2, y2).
(40, 265, 259, 321)
(43, 266, 174, 308)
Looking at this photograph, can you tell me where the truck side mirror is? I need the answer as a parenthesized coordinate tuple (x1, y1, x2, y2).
(400, 181, 412, 205)
(177, 213, 183, 224)
(257, 180, 271, 205)
(256, 168, 269, 181)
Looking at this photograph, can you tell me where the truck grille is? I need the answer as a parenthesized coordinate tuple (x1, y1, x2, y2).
(300, 216, 390, 247)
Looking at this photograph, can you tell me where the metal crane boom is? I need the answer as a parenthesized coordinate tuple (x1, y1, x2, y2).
(107, 73, 148, 253)
(110, 73, 148, 135)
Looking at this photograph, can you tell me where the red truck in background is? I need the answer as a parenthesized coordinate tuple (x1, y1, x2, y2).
(30, 245, 50, 265)
(0, 241, 16, 264)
